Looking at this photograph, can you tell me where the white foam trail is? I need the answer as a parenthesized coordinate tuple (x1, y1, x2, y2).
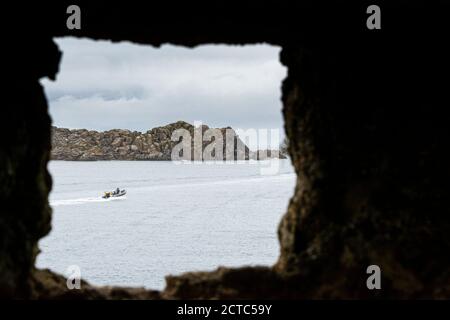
(51, 196, 126, 207)
(138, 172, 296, 192)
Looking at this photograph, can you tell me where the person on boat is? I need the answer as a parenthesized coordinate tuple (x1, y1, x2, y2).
(115, 187, 120, 195)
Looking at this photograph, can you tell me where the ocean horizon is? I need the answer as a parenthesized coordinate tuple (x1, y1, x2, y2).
(37, 159, 295, 289)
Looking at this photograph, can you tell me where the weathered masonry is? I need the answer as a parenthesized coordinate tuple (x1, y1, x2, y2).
(2, 1, 450, 299)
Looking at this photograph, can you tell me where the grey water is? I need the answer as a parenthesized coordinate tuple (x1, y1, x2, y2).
(36, 160, 296, 289)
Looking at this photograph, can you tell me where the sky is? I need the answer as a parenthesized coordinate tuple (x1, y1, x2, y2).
(40, 37, 286, 136)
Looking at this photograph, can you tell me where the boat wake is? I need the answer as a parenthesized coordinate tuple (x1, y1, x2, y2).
(50, 196, 126, 207)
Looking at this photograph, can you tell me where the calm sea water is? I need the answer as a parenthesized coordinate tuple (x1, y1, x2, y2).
(36, 160, 295, 289)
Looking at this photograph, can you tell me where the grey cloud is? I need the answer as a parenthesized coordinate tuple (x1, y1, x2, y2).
(41, 37, 286, 134)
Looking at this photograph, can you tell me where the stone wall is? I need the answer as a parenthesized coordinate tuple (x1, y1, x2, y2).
(2, 1, 450, 298)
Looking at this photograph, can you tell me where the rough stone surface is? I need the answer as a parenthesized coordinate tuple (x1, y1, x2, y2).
(30, 269, 160, 300)
(1, 76, 54, 298)
(2, 1, 450, 299)
(51, 122, 286, 161)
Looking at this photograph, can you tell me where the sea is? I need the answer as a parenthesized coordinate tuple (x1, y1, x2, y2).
(36, 159, 296, 290)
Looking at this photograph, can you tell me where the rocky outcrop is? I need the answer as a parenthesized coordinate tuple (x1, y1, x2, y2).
(4, 1, 450, 300)
(51, 121, 287, 161)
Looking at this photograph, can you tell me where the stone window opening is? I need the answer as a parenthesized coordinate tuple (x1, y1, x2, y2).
(35, 37, 294, 294)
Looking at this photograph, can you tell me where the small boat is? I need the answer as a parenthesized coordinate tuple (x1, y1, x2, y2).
(102, 188, 126, 199)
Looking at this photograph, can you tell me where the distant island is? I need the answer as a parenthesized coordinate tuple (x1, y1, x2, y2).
(51, 121, 288, 161)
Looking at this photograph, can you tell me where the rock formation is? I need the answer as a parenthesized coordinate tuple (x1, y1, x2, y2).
(51, 121, 287, 161)
(3, 1, 450, 300)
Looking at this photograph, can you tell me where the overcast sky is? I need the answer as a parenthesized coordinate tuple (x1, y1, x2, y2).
(41, 37, 286, 135)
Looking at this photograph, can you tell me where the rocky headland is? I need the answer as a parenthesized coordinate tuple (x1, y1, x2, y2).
(51, 121, 287, 161)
